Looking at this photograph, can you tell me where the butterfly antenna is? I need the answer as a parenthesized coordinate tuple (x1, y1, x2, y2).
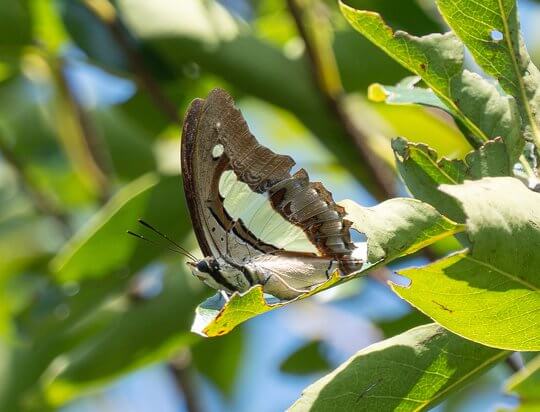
(137, 219, 197, 261)
(127, 231, 196, 260)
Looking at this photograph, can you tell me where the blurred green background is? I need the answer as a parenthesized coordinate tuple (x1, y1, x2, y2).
(1, 0, 539, 411)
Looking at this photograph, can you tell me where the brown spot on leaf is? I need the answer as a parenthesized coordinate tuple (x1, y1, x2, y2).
(432, 300, 454, 313)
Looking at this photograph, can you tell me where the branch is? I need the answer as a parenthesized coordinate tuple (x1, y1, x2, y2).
(169, 349, 203, 412)
(83, 0, 180, 124)
(286, 0, 396, 201)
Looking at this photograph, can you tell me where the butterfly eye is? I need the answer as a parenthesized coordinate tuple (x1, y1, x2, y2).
(196, 260, 210, 272)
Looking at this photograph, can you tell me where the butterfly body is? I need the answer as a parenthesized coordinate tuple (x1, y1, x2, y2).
(182, 89, 361, 300)
(191, 253, 341, 300)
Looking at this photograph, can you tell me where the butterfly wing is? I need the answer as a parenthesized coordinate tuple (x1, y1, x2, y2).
(181, 89, 357, 267)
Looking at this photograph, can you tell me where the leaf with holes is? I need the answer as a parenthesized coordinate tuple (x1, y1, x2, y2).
(340, 1, 522, 161)
(437, 0, 539, 154)
(392, 137, 511, 223)
(393, 177, 540, 351)
(290, 323, 506, 411)
(340, 198, 464, 263)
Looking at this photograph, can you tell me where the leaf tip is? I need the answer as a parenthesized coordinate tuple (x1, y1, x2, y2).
(367, 83, 389, 102)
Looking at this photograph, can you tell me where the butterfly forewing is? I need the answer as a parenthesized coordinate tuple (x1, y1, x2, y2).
(181, 88, 359, 275)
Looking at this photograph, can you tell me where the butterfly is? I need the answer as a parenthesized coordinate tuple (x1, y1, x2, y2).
(181, 88, 362, 300)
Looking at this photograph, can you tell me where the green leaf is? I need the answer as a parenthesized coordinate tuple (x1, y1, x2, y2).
(368, 76, 447, 112)
(51, 173, 191, 282)
(393, 177, 540, 351)
(339, 1, 522, 160)
(0, 1, 32, 51)
(340, 197, 464, 263)
(192, 272, 343, 338)
(192, 197, 462, 337)
(290, 323, 507, 411)
(377, 310, 431, 339)
(392, 137, 511, 223)
(505, 355, 540, 410)
(92, 107, 157, 180)
(437, 0, 540, 152)
(280, 340, 331, 375)
(59, 0, 128, 72)
(342, 0, 442, 35)
(0, 75, 95, 207)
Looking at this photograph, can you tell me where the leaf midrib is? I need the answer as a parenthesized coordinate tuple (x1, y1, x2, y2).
(496, 0, 540, 144)
(341, 3, 489, 143)
(464, 254, 540, 292)
(413, 350, 508, 411)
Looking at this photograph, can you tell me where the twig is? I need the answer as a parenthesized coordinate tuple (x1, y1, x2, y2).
(0, 135, 71, 235)
(83, 0, 180, 124)
(169, 349, 203, 412)
(286, 0, 396, 201)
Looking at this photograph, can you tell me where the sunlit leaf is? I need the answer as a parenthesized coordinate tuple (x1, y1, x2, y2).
(51, 173, 190, 282)
(290, 324, 506, 411)
(437, 0, 540, 153)
(192, 272, 343, 338)
(339, 1, 522, 160)
(393, 177, 540, 351)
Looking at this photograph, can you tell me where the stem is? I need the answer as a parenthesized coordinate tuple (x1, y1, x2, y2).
(83, 0, 180, 124)
(169, 349, 203, 412)
(286, 0, 396, 201)
(0, 135, 71, 235)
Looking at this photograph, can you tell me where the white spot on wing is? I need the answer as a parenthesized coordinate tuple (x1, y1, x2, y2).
(212, 143, 224, 159)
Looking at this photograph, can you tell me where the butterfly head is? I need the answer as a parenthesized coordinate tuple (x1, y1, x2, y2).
(188, 257, 252, 294)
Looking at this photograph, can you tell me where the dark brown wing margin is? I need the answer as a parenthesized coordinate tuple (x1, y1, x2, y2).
(181, 98, 212, 257)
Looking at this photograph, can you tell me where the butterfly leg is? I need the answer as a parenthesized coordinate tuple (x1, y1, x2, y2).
(325, 259, 336, 279)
